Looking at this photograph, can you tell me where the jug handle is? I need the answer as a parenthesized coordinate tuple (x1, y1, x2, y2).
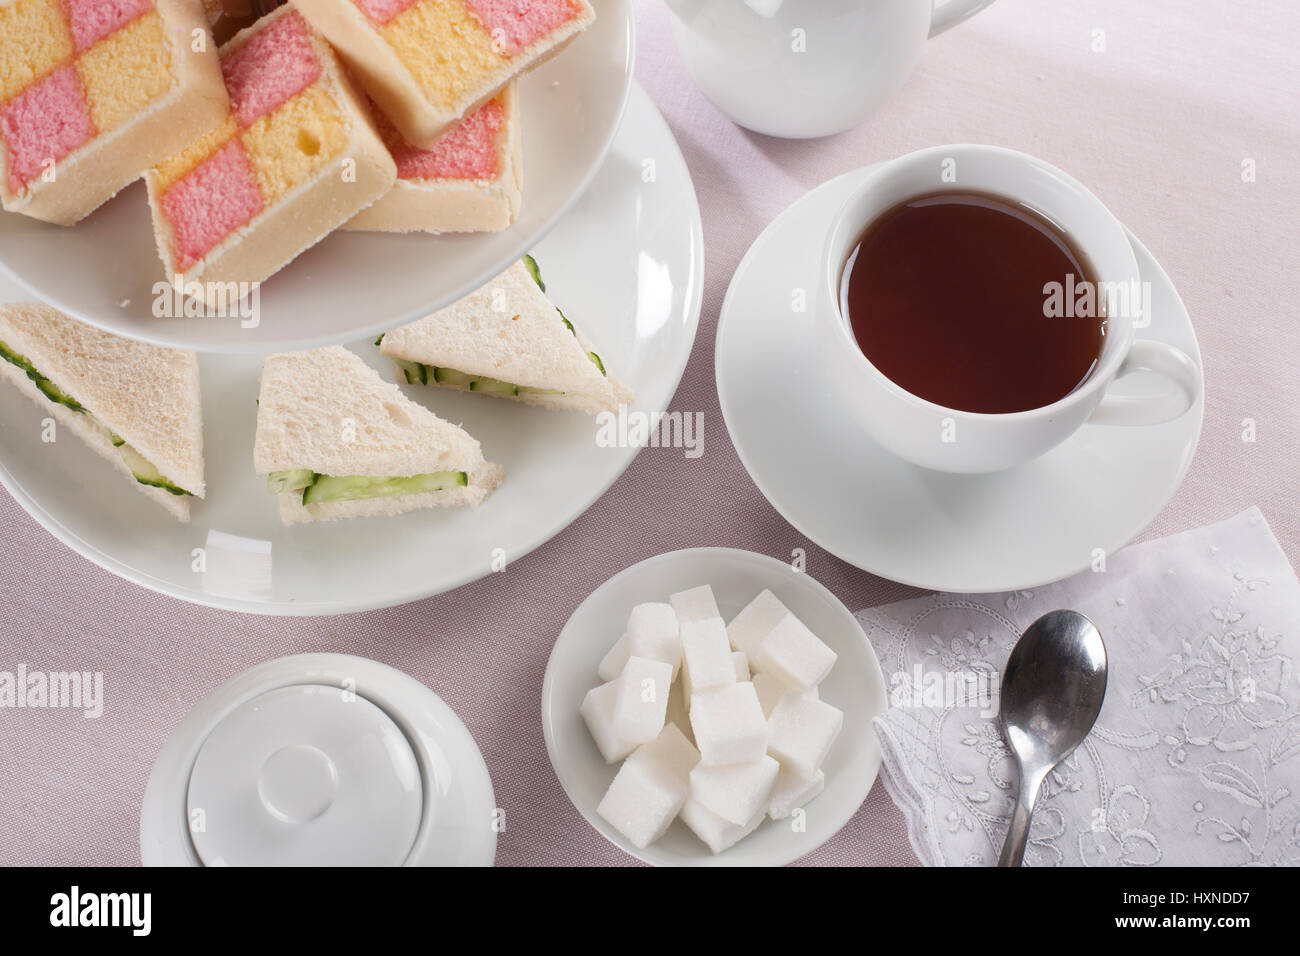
(929, 0, 997, 37)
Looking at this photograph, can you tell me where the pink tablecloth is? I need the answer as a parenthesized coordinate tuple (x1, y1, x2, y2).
(1, 0, 1296, 866)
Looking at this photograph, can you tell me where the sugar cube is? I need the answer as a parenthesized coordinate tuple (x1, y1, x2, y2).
(680, 799, 765, 855)
(596, 723, 700, 849)
(768, 768, 825, 820)
(680, 618, 736, 698)
(732, 652, 750, 682)
(636, 721, 700, 782)
(767, 694, 844, 778)
(690, 683, 768, 766)
(755, 613, 837, 690)
(597, 756, 687, 849)
(665, 677, 693, 743)
(580, 681, 637, 763)
(627, 602, 681, 680)
(612, 656, 673, 745)
(752, 671, 818, 718)
(689, 755, 780, 825)
(598, 633, 631, 682)
(726, 589, 790, 657)
(669, 584, 720, 625)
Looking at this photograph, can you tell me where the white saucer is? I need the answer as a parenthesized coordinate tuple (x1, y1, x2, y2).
(541, 548, 888, 867)
(141, 654, 497, 866)
(0, 0, 633, 355)
(716, 168, 1204, 594)
(0, 83, 703, 615)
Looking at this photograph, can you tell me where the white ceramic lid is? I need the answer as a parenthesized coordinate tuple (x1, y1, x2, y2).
(186, 685, 422, 866)
(141, 654, 497, 867)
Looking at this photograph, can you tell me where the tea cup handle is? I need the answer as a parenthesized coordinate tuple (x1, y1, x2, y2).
(929, 0, 998, 37)
(1087, 340, 1202, 426)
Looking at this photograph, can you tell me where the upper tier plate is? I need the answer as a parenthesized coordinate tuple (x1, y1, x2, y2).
(0, 0, 633, 355)
(0, 83, 703, 615)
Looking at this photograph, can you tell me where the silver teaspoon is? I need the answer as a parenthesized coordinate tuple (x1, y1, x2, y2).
(997, 609, 1108, 867)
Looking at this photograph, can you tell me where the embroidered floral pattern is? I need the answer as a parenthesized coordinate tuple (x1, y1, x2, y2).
(860, 509, 1300, 867)
(1078, 785, 1162, 866)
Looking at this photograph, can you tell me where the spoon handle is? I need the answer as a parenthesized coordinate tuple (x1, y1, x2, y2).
(998, 772, 1043, 867)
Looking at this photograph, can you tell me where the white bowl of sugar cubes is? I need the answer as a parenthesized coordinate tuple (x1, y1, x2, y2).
(541, 547, 888, 866)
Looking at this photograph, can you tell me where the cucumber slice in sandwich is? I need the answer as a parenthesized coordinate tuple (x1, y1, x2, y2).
(118, 444, 191, 496)
(394, 359, 426, 384)
(469, 376, 518, 396)
(429, 365, 560, 397)
(267, 469, 315, 494)
(522, 254, 545, 292)
(266, 468, 468, 503)
(90, 420, 126, 447)
(0, 339, 35, 375)
(2, 338, 87, 412)
(432, 367, 475, 387)
(301, 471, 468, 505)
(33, 375, 86, 412)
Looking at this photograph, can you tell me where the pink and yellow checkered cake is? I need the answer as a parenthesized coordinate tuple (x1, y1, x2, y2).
(144, 5, 396, 304)
(345, 80, 520, 234)
(0, 0, 228, 225)
(293, 0, 594, 148)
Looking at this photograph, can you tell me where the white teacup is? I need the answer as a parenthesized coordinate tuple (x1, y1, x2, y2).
(818, 144, 1202, 474)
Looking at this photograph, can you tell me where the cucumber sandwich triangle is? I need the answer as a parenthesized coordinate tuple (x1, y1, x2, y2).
(377, 256, 633, 415)
(0, 303, 204, 521)
(254, 346, 504, 524)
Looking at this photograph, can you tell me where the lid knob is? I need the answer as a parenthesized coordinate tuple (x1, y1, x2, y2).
(258, 744, 338, 824)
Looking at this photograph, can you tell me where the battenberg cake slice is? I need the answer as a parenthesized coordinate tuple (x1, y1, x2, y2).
(254, 345, 504, 524)
(0, 0, 229, 225)
(345, 80, 520, 233)
(0, 301, 205, 521)
(145, 5, 396, 305)
(293, 0, 594, 148)
(377, 255, 633, 415)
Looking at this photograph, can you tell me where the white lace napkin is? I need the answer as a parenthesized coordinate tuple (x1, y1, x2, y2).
(859, 507, 1300, 866)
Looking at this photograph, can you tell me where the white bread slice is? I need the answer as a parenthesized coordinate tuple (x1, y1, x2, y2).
(0, 302, 204, 520)
(254, 345, 503, 523)
(293, 0, 594, 148)
(145, 6, 397, 306)
(379, 258, 632, 415)
(344, 82, 521, 234)
(0, 0, 230, 225)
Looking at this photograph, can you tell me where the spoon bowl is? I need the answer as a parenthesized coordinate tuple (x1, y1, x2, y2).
(997, 609, 1108, 866)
